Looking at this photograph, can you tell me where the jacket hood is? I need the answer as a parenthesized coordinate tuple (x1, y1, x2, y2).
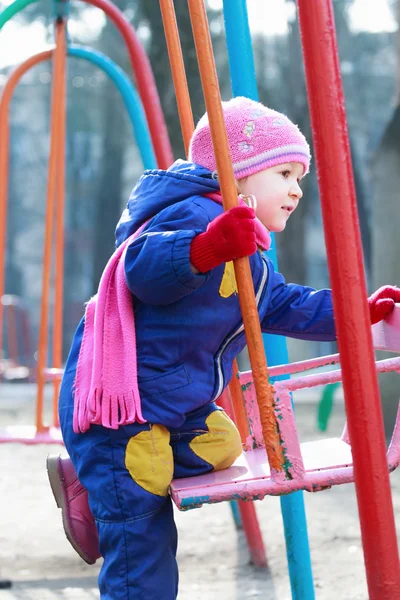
(115, 160, 219, 247)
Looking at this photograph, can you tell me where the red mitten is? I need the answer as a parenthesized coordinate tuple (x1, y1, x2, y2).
(190, 205, 257, 273)
(368, 285, 400, 324)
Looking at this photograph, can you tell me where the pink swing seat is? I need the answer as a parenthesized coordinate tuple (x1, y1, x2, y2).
(171, 305, 400, 510)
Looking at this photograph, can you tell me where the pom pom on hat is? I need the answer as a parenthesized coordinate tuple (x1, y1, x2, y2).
(188, 97, 311, 179)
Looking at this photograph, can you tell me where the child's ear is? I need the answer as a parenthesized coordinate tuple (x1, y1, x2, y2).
(236, 177, 248, 194)
(239, 193, 257, 211)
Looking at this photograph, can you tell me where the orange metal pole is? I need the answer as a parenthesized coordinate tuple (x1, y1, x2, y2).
(159, 0, 194, 155)
(36, 21, 66, 432)
(0, 50, 53, 386)
(229, 359, 250, 443)
(187, 0, 284, 472)
(52, 20, 67, 427)
(159, 0, 250, 441)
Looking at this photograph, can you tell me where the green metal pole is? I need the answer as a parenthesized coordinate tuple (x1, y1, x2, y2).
(0, 0, 37, 31)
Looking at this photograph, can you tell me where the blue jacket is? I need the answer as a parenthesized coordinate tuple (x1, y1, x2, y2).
(62, 160, 335, 429)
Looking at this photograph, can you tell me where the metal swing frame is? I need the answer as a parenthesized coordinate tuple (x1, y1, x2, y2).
(171, 306, 400, 509)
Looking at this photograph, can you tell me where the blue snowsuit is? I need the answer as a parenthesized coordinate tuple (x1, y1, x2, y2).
(59, 160, 336, 599)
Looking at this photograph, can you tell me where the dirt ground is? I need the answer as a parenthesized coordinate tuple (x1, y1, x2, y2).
(0, 383, 399, 600)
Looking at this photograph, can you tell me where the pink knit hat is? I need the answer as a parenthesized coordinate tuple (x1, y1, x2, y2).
(188, 97, 311, 179)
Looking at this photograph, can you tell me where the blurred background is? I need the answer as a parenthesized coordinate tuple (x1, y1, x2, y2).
(1, 0, 399, 428)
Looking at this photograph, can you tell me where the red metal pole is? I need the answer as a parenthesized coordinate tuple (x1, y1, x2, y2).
(237, 501, 267, 567)
(217, 388, 267, 567)
(82, 0, 173, 169)
(296, 1, 400, 598)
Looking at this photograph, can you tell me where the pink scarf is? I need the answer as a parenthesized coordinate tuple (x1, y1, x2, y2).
(73, 222, 149, 433)
(73, 194, 271, 434)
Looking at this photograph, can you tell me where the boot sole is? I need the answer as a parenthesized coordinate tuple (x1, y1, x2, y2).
(46, 455, 96, 565)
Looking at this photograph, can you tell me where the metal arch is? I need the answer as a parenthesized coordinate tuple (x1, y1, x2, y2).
(68, 45, 157, 169)
(0, 0, 173, 168)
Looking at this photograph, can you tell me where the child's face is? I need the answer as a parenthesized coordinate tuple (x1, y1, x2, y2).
(239, 162, 304, 232)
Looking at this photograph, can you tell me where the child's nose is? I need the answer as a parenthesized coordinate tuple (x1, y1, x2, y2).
(290, 182, 303, 200)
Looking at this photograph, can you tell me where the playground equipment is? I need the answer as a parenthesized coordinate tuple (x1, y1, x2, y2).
(0, 0, 166, 442)
(0, 0, 172, 169)
(172, 309, 400, 504)
(160, 0, 400, 599)
(1, 0, 399, 598)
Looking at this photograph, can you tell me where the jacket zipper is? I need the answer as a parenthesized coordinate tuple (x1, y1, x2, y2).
(212, 257, 269, 401)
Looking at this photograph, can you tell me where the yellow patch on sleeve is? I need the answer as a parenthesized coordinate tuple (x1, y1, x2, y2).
(125, 425, 174, 497)
(219, 261, 238, 298)
(189, 410, 242, 471)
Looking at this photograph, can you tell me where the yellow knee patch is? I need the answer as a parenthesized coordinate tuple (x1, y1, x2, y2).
(189, 410, 242, 471)
(125, 425, 174, 497)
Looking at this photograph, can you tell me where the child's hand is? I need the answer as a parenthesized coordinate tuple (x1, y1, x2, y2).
(190, 205, 257, 273)
(368, 285, 400, 324)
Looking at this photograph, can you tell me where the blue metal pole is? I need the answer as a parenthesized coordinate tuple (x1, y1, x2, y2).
(68, 46, 157, 169)
(222, 2, 315, 599)
(230, 500, 242, 530)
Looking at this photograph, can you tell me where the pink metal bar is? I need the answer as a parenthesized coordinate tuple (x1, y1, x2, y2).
(387, 403, 400, 469)
(240, 356, 400, 396)
(173, 466, 353, 508)
(266, 353, 340, 378)
(238, 304, 400, 385)
(0, 425, 63, 445)
(172, 444, 356, 508)
(272, 356, 400, 394)
(296, 1, 400, 597)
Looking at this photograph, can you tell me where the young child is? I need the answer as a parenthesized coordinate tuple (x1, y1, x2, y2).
(47, 97, 400, 600)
